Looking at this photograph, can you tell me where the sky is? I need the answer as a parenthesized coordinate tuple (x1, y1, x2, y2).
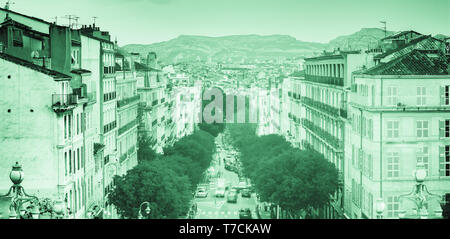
(6, 0, 450, 46)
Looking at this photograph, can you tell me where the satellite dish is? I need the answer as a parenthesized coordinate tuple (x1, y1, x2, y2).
(31, 50, 39, 58)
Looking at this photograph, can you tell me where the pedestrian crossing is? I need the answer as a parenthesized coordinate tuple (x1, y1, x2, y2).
(198, 210, 239, 215)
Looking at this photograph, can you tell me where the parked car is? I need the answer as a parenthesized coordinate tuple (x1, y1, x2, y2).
(241, 188, 251, 198)
(227, 189, 238, 203)
(239, 208, 252, 219)
(195, 187, 208, 198)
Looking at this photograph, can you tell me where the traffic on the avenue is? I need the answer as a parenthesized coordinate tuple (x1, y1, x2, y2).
(190, 133, 258, 219)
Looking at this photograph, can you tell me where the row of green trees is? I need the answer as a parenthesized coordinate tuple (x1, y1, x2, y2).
(226, 123, 339, 218)
(108, 129, 217, 219)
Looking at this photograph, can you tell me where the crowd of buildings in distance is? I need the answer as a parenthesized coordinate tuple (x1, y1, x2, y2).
(0, 5, 449, 219)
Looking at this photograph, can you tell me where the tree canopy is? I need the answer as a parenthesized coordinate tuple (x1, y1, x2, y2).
(109, 129, 216, 218)
(226, 124, 339, 214)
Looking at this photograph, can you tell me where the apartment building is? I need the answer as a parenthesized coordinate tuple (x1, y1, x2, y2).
(284, 71, 305, 148)
(0, 7, 127, 218)
(346, 49, 450, 219)
(115, 49, 139, 176)
(137, 53, 168, 154)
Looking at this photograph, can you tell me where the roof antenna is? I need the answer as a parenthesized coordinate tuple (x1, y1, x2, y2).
(4, 0, 15, 19)
(92, 16, 98, 26)
(380, 21, 387, 38)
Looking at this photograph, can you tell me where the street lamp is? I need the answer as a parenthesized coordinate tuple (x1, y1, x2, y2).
(1, 162, 38, 219)
(138, 201, 151, 219)
(398, 162, 444, 219)
(375, 198, 385, 219)
(1, 162, 66, 219)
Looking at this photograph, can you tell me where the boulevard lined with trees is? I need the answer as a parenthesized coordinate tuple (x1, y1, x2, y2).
(226, 123, 339, 218)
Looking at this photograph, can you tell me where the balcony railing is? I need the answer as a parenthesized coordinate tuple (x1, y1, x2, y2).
(118, 119, 138, 135)
(119, 154, 127, 163)
(128, 146, 135, 156)
(117, 95, 140, 108)
(301, 96, 347, 119)
(305, 74, 344, 87)
(52, 94, 78, 112)
(302, 118, 342, 150)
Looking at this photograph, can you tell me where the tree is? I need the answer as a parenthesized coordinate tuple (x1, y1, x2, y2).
(226, 124, 339, 216)
(137, 135, 158, 164)
(198, 122, 225, 137)
(109, 159, 191, 219)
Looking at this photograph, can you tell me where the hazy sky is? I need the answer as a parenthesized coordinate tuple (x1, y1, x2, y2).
(7, 0, 450, 46)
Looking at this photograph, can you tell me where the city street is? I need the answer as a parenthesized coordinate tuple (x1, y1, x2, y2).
(193, 134, 257, 219)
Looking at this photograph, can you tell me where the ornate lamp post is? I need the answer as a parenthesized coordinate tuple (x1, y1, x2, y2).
(1, 162, 66, 219)
(138, 201, 151, 219)
(398, 163, 444, 219)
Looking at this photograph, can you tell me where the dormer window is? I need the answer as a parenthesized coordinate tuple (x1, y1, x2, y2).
(12, 29, 23, 47)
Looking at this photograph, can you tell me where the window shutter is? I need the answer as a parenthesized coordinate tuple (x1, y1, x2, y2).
(439, 120, 445, 138)
(440, 86, 445, 106)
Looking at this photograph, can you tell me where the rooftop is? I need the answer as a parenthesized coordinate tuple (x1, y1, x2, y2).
(374, 35, 443, 60)
(362, 49, 448, 76)
(0, 53, 71, 80)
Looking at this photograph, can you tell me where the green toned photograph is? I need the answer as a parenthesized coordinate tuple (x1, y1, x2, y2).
(0, 0, 449, 222)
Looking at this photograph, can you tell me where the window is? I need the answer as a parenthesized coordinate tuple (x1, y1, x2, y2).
(364, 154, 373, 179)
(441, 85, 450, 106)
(77, 114, 80, 135)
(77, 148, 81, 171)
(417, 146, 429, 172)
(68, 115, 72, 137)
(12, 29, 23, 47)
(367, 119, 373, 139)
(65, 152, 68, 176)
(416, 87, 426, 106)
(416, 120, 429, 138)
(386, 87, 398, 106)
(64, 116, 67, 139)
(352, 145, 355, 168)
(387, 121, 399, 138)
(439, 120, 450, 138)
(439, 145, 450, 177)
(69, 150, 72, 174)
(387, 196, 400, 218)
(387, 152, 400, 178)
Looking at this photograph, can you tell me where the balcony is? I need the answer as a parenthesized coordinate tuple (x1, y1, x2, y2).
(301, 96, 347, 119)
(301, 118, 342, 150)
(117, 95, 140, 108)
(104, 92, 117, 102)
(52, 94, 78, 112)
(118, 119, 138, 135)
(305, 74, 344, 87)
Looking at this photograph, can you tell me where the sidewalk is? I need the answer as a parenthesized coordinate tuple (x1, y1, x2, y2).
(253, 195, 273, 219)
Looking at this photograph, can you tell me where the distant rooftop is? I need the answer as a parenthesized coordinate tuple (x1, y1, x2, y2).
(362, 49, 448, 76)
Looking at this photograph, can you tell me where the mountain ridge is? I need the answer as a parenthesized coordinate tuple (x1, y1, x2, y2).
(122, 28, 438, 64)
